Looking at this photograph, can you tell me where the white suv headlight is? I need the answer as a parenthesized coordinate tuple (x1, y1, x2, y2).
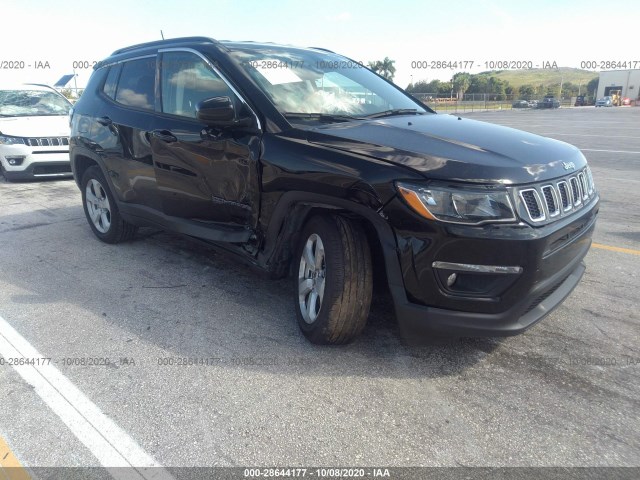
(396, 182, 517, 225)
(0, 135, 26, 145)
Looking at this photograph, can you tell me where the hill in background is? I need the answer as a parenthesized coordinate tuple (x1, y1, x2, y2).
(491, 67, 597, 93)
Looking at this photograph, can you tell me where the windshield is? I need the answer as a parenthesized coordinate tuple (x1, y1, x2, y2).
(228, 45, 428, 120)
(0, 89, 71, 117)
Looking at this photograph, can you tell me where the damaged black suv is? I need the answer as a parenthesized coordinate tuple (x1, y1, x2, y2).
(69, 37, 599, 344)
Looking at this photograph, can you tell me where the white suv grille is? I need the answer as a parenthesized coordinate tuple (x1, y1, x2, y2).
(23, 137, 70, 147)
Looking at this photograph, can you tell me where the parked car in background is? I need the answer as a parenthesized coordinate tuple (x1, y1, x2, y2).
(0, 84, 72, 180)
(69, 37, 599, 344)
(622, 97, 631, 106)
(596, 96, 613, 107)
(512, 100, 530, 109)
(540, 95, 560, 108)
(574, 95, 587, 106)
(528, 100, 539, 109)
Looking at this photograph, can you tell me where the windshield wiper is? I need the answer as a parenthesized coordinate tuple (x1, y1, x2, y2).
(283, 112, 366, 123)
(364, 109, 424, 119)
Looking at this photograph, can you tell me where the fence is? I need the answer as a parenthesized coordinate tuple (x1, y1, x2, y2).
(409, 93, 590, 113)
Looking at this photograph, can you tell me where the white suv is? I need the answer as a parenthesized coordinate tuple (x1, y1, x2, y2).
(0, 84, 73, 181)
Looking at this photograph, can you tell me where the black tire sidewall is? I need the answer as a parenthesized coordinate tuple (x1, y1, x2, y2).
(293, 216, 347, 343)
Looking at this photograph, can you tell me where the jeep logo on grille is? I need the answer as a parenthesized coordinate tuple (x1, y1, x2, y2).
(563, 161, 576, 171)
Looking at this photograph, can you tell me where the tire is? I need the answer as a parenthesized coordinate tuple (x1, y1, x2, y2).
(81, 165, 137, 243)
(0, 163, 11, 182)
(294, 215, 373, 345)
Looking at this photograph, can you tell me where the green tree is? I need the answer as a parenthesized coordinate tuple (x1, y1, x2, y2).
(407, 79, 444, 94)
(519, 84, 535, 97)
(406, 80, 434, 93)
(61, 88, 74, 99)
(486, 76, 506, 99)
(466, 74, 488, 94)
(586, 77, 599, 97)
(451, 72, 471, 100)
(368, 57, 395, 81)
(561, 81, 580, 97)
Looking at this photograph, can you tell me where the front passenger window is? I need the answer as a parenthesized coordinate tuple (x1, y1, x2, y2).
(161, 51, 236, 119)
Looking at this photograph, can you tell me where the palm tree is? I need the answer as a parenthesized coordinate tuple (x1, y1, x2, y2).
(368, 58, 396, 81)
(379, 57, 396, 81)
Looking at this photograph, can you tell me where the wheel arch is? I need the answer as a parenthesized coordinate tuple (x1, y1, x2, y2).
(70, 147, 110, 191)
(258, 192, 406, 302)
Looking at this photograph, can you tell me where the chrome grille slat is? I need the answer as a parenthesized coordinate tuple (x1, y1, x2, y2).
(541, 185, 559, 217)
(557, 181, 571, 211)
(519, 189, 545, 222)
(586, 167, 595, 194)
(570, 177, 582, 206)
(578, 172, 588, 200)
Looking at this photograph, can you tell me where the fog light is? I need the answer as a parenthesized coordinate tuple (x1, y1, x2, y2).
(446, 273, 457, 287)
(6, 156, 25, 166)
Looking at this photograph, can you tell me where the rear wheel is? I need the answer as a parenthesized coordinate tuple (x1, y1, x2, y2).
(81, 166, 137, 243)
(294, 215, 372, 344)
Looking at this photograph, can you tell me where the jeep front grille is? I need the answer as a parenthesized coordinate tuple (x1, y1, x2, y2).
(516, 167, 596, 225)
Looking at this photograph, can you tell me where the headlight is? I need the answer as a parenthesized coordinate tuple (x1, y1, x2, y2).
(396, 182, 516, 225)
(0, 135, 25, 145)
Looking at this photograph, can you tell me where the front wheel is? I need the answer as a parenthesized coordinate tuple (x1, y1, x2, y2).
(81, 165, 137, 243)
(294, 215, 372, 345)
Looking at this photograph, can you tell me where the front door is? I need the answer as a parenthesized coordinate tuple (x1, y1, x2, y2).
(150, 50, 261, 229)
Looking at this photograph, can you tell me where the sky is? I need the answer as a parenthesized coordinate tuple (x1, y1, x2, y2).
(0, 0, 636, 90)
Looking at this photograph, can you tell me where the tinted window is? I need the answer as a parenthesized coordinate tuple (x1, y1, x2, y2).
(103, 64, 121, 99)
(115, 58, 155, 110)
(161, 51, 235, 118)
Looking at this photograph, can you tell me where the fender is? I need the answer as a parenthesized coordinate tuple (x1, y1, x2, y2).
(258, 191, 409, 305)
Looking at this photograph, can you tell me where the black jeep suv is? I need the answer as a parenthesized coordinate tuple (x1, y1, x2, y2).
(69, 37, 599, 344)
(541, 95, 561, 108)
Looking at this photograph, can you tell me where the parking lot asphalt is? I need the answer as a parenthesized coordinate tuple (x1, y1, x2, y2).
(0, 107, 638, 476)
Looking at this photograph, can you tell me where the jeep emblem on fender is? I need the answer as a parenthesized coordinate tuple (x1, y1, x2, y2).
(563, 162, 576, 170)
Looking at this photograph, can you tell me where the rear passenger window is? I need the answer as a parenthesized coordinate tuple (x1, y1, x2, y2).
(161, 51, 236, 118)
(115, 58, 156, 110)
(103, 64, 121, 99)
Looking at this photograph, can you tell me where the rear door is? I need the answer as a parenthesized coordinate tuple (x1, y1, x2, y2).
(95, 56, 160, 211)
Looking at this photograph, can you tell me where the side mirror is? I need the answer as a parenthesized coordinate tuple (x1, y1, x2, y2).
(196, 96, 252, 128)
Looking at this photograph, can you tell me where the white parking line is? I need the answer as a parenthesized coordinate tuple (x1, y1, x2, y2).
(580, 149, 640, 154)
(537, 133, 640, 139)
(0, 315, 175, 480)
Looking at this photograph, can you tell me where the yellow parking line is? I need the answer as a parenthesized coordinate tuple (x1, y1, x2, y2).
(592, 243, 640, 256)
(0, 435, 31, 480)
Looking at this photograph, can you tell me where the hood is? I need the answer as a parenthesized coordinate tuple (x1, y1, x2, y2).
(0, 115, 70, 138)
(306, 114, 587, 185)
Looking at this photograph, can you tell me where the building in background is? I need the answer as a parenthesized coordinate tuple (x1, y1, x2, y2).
(597, 70, 640, 103)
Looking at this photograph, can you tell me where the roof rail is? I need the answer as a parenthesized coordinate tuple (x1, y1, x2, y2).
(111, 36, 218, 55)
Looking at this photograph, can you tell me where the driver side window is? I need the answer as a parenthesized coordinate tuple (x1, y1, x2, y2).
(160, 51, 236, 119)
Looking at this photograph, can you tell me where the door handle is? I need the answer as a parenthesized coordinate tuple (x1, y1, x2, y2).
(97, 116, 112, 126)
(151, 130, 177, 143)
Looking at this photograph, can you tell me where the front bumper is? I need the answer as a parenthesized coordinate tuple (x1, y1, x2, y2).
(2, 161, 72, 180)
(385, 194, 598, 339)
(1, 146, 71, 180)
(395, 257, 586, 339)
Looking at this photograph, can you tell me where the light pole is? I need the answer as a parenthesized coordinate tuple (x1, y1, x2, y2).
(559, 73, 564, 100)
